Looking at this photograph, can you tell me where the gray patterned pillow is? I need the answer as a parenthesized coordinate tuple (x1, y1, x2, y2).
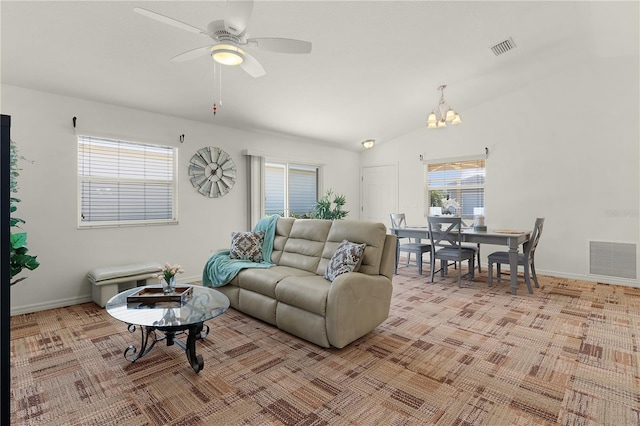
(229, 231, 265, 262)
(324, 240, 367, 282)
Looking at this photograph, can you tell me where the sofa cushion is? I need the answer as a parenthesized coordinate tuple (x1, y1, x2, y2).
(237, 265, 315, 298)
(229, 230, 265, 262)
(271, 217, 295, 264)
(279, 219, 332, 273)
(318, 220, 388, 276)
(275, 275, 331, 316)
(324, 240, 366, 281)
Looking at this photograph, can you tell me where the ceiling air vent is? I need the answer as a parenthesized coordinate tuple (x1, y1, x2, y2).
(490, 37, 516, 56)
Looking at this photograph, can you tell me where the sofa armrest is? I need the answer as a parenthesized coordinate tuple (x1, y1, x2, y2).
(325, 272, 393, 348)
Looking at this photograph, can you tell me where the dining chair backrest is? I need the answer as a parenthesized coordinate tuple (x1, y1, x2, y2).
(390, 213, 407, 229)
(524, 217, 545, 257)
(427, 216, 464, 249)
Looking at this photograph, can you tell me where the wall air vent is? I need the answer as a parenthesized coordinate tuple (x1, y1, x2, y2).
(490, 37, 517, 56)
(589, 241, 637, 279)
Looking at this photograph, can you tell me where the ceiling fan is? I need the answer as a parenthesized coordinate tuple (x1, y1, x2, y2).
(133, 0, 312, 78)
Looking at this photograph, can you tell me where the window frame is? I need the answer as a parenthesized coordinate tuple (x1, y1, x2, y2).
(77, 134, 178, 229)
(424, 155, 486, 220)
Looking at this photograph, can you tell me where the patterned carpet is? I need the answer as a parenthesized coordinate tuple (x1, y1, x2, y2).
(10, 265, 640, 425)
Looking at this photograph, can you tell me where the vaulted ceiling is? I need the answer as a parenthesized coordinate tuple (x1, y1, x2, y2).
(1, 1, 637, 151)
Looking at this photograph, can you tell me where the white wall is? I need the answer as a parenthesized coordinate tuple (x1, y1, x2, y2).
(361, 55, 639, 287)
(3, 84, 360, 314)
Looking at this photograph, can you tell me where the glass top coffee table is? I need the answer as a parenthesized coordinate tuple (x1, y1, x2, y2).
(106, 284, 229, 373)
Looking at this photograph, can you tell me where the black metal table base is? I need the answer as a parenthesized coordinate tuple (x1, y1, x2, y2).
(124, 322, 210, 373)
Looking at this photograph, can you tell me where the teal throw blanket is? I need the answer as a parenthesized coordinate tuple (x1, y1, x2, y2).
(202, 215, 279, 288)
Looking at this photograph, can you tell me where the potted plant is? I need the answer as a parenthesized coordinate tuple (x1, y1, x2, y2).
(313, 189, 349, 220)
(10, 141, 39, 285)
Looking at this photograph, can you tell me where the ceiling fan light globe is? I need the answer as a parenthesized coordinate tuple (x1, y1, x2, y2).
(451, 114, 462, 125)
(211, 45, 245, 66)
(427, 112, 437, 124)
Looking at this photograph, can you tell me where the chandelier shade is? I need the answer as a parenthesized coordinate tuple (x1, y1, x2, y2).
(427, 85, 462, 129)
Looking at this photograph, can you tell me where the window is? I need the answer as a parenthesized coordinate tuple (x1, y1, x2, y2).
(425, 157, 485, 218)
(78, 135, 177, 227)
(265, 162, 318, 217)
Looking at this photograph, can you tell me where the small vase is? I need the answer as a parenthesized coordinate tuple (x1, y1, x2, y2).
(162, 276, 176, 295)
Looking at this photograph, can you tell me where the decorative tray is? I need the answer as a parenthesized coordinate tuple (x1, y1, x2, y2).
(127, 286, 193, 304)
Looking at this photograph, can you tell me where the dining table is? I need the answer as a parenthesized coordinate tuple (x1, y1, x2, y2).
(390, 225, 531, 295)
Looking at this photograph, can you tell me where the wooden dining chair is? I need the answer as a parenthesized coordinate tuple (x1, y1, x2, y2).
(427, 216, 476, 287)
(390, 213, 431, 275)
(487, 218, 545, 294)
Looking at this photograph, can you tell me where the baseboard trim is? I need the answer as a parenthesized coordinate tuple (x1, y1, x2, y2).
(13, 272, 635, 316)
(11, 295, 94, 316)
(181, 275, 201, 284)
(536, 269, 639, 288)
(11, 276, 205, 316)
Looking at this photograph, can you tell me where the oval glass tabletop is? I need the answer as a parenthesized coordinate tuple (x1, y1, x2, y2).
(105, 284, 230, 327)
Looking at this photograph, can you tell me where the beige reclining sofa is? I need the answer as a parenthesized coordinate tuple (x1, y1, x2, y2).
(214, 218, 397, 348)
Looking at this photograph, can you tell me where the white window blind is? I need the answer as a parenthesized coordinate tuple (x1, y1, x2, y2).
(289, 165, 318, 216)
(265, 162, 318, 217)
(425, 158, 485, 218)
(265, 163, 285, 215)
(78, 135, 177, 227)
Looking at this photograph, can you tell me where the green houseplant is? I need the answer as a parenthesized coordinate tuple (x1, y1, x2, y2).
(429, 190, 444, 208)
(10, 141, 39, 285)
(313, 189, 349, 220)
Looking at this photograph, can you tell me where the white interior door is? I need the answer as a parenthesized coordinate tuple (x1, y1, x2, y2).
(361, 164, 397, 226)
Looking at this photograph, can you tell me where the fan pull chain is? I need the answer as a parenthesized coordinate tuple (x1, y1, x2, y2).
(219, 63, 223, 107)
(212, 62, 220, 116)
(211, 62, 226, 116)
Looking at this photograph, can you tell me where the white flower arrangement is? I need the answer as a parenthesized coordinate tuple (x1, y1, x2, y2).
(154, 262, 184, 282)
(441, 197, 460, 215)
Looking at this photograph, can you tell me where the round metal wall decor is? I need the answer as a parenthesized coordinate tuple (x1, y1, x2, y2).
(188, 146, 236, 198)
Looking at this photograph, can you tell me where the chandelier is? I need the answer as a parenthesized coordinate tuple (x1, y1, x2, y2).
(427, 85, 462, 129)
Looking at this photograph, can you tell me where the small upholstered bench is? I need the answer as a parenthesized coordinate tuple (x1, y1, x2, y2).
(88, 262, 162, 307)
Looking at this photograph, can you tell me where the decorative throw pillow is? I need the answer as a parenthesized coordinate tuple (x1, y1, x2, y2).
(324, 240, 367, 282)
(229, 230, 265, 262)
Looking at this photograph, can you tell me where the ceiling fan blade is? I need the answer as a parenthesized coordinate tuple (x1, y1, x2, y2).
(240, 52, 266, 78)
(224, 0, 254, 36)
(171, 46, 214, 62)
(133, 7, 208, 36)
(249, 37, 312, 54)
